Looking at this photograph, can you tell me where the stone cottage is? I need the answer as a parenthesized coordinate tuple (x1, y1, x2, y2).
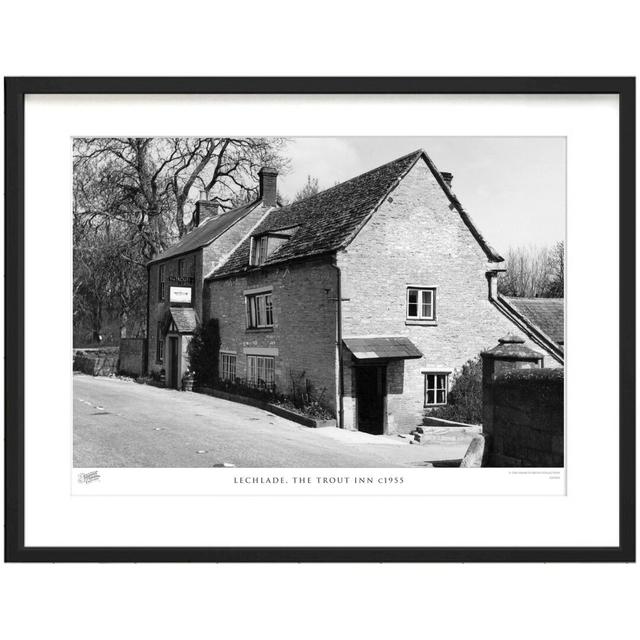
(147, 149, 564, 432)
(202, 150, 564, 434)
(146, 168, 279, 388)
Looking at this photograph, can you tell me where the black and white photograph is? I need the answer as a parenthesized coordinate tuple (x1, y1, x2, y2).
(72, 136, 565, 470)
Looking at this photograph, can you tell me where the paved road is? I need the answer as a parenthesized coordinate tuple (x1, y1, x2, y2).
(74, 374, 470, 468)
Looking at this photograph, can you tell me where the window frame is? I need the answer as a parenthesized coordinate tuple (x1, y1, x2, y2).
(158, 264, 166, 301)
(220, 353, 237, 381)
(245, 292, 274, 329)
(406, 286, 436, 321)
(156, 321, 164, 363)
(246, 354, 275, 389)
(423, 372, 449, 407)
(251, 228, 297, 266)
(178, 258, 185, 277)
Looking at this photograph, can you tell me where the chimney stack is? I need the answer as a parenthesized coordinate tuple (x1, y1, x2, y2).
(441, 172, 453, 188)
(193, 196, 220, 227)
(258, 167, 278, 207)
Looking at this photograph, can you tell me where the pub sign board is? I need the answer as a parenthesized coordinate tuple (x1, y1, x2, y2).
(169, 286, 192, 304)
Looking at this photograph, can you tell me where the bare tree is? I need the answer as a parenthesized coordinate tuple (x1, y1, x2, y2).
(498, 243, 564, 298)
(73, 137, 290, 344)
(545, 241, 565, 298)
(293, 175, 320, 202)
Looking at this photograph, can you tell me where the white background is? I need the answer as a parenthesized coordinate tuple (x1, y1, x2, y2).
(25, 95, 604, 548)
(1, 2, 638, 640)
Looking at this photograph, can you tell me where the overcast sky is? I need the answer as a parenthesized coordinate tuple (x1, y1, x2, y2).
(276, 137, 565, 254)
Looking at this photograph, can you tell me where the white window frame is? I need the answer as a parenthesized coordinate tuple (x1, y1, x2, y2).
(407, 287, 436, 320)
(220, 353, 237, 381)
(246, 292, 274, 329)
(424, 372, 449, 407)
(246, 355, 275, 388)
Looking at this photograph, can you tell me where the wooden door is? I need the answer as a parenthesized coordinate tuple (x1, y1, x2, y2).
(169, 337, 179, 389)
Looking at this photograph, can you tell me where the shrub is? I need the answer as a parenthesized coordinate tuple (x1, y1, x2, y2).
(287, 370, 334, 419)
(187, 319, 220, 387)
(427, 356, 483, 425)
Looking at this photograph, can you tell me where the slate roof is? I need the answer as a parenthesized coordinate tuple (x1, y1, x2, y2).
(343, 337, 423, 360)
(167, 307, 198, 334)
(148, 201, 261, 264)
(504, 297, 564, 346)
(210, 149, 502, 279)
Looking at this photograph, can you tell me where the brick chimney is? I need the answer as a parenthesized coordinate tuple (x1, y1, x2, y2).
(193, 194, 220, 227)
(258, 167, 278, 206)
(441, 171, 453, 188)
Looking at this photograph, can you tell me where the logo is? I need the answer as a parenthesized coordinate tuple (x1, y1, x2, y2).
(77, 470, 101, 484)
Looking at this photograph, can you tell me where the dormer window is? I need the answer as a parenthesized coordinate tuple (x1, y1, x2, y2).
(250, 227, 298, 266)
(255, 235, 270, 265)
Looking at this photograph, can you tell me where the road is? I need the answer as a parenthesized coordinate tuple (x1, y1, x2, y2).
(73, 374, 470, 468)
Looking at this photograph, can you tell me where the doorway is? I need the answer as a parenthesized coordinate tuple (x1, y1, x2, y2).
(355, 365, 386, 435)
(168, 336, 179, 389)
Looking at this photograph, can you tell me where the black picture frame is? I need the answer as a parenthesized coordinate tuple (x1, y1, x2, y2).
(4, 77, 635, 563)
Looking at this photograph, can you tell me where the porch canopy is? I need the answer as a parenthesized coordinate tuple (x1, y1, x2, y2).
(164, 307, 198, 334)
(342, 336, 422, 360)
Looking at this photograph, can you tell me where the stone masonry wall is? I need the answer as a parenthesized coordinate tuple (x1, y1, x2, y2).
(118, 338, 147, 377)
(485, 368, 564, 467)
(207, 256, 338, 413)
(337, 159, 560, 433)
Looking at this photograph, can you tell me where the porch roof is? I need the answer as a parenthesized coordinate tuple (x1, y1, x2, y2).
(342, 337, 423, 360)
(167, 307, 198, 334)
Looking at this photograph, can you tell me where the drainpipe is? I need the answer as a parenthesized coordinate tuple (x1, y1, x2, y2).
(330, 257, 345, 429)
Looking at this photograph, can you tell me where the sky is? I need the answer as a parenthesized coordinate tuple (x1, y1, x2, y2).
(276, 137, 565, 254)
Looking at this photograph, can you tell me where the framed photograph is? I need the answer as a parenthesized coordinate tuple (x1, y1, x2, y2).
(5, 77, 635, 562)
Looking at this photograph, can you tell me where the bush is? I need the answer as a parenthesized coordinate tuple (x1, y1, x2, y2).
(187, 319, 220, 387)
(287, 370, 334, 419)
(427, 356, 483, 425)
(203, 370, 334, 421)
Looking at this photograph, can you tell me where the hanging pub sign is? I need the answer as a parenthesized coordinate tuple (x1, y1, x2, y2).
(169, 286, 192, 304)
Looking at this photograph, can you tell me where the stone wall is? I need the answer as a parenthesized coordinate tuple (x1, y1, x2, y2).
(207, 255, 338, 413)
(118, 338, 147, 377)
(484, 367, 564, 467)
(73, 348, 119, 376)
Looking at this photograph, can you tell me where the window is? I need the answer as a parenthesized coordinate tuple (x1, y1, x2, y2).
(156, 322, 164, 363)
(178, 258, 185, 277)
(158, 265, 166, 301)
(407, 287, 436, 320)
(246, 355, 275, 389)
(246, 292, 274, 328)
(250, 228, 298, 266)
(189, 256, 196, 277)
(424, 373, 448, 406)
(220, 353, 237, 381)
(254, 235, 270, 265)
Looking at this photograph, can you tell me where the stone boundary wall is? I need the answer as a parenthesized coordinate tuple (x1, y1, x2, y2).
(484, 367, 564, 467)
(73, 348, 119, 376)
(119, 338, 147, 378)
